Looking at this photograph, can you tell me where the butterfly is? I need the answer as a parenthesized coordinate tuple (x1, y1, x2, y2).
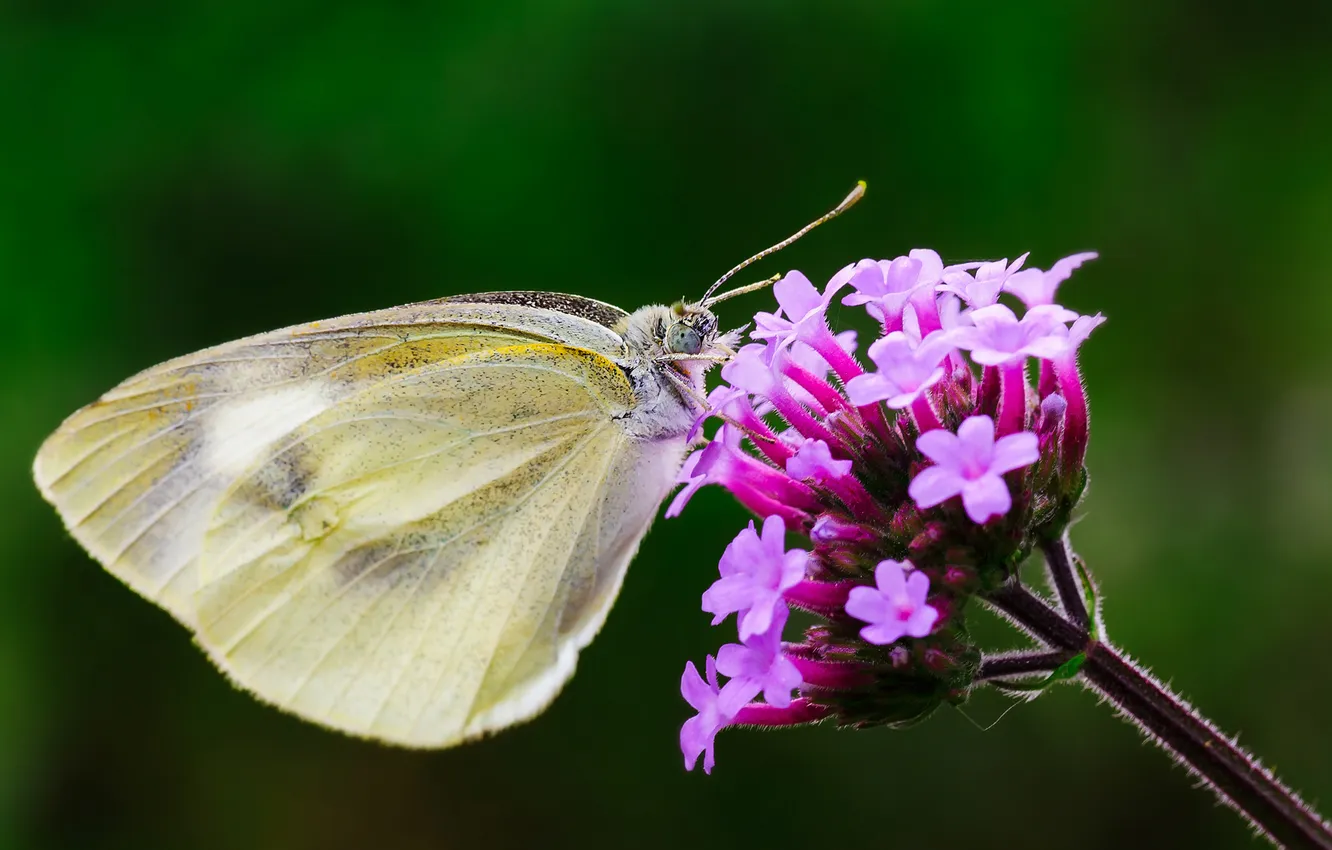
(32, 183, 864, 748)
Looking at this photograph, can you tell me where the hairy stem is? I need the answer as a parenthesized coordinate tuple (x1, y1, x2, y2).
(985, 581, 1332, 849)
(977, 650, 1075, 681)
(1039, 533, 1090, 631)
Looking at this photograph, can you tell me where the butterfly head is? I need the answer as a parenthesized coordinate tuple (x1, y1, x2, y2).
(664, 301, 721, 357)
(621, 301, 739, 368)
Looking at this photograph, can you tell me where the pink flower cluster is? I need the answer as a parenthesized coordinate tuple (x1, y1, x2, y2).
(675, 249, 1103, 772)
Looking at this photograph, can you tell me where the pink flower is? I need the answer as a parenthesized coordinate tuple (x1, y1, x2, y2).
(844, 560, 939, 645)
(839, 249, 963, 326)
(1062, 312, 1106, 356)
(702, 516, 808, 640)
(722, 343, 781, 398)
(839, 258, 921, 325)
(909, 415, 1039, 523)
(680, 655, 750, 774)
(844, 330, 954, 409)
(947, 304, 1078, 366)
(786, 438, 852, 482)
(1005, 252, 1099, 308)
(752, 271, 840, 352)
(716, 607, 803, 708)
(939, 254, 1029, 309)
(666, 425, 819, 524)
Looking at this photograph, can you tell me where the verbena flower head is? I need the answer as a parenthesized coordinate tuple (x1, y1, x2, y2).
(675, 246, 1103, 772)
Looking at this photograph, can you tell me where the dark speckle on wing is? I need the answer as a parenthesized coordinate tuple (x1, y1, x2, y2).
(441, 291, 629, 330)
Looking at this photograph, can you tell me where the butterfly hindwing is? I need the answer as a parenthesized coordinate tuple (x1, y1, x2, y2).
(194, 343, 677, 746)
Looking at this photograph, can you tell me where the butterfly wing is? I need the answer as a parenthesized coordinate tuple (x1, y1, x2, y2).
(34, 295, 684, 746)
(195, 342, 681, 746)
(32, 295, 631, 624)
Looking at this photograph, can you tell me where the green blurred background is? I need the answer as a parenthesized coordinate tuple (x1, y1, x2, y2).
(3, 1, 1331, 848)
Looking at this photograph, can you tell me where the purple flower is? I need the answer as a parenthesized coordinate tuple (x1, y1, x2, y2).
(666, 425, 740, 518)
(947, 304, 1078, 366)
(786, 438, 852, 482)
(839, 250, 952, 326)
(666, 425, 819, 524)
(844, 330, 954, 409)
(1005, 252, 1099, 308)
(680, 655, 749, 774)
(716, 606, 803, 708)
(809, 514, 877, 545)
(686, 384, 746, 442)
(1062, 312, 1107, 357)
(752, 271, 839, 352)
(844, 560, 939, 645)
(722, 343, 781, 398)
(702, 515, 808, 640)
(787, 330, 858, 385)
(939, 254, 1029, 309)
(908, 415, 1040, 523)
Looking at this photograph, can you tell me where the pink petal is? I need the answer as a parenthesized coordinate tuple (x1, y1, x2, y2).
(905, 605, 940, 638)
(908, 465, 966, 509)
(875, 560, 908, 597)
(715, 643, 754, 679)
(763, 658, 801, 709)
(990, 432, 1040, 474)
(845, 373, 896, 406)
(665, 477, 705, 519)
(860, 621, 907, 646)
(915, 428, 965, 467)
(886, 387, 929, 410)
(779, 550, 809, 590)
(738, 597, 781, 641)
(904, 569, 931, 604)
(1067, 313, 1106, 349)
(1026, 304, 1080, 326)
(717, 678, 762, 717)
(1021, 336, 1070, 361)
(1047, 251, 1098, 285)
(968, 303, 1020, 333)
(681, 661, 713, 711)
(955, 415, 997, 454)
(908, 248, 944, 282)
(681, 714, 708, 770)
(969, 346, 1022, 366)
(884, 256, 923, 291)
(844, 585, 891, 624)
(961, 474, 1012, 523)
(1003, 267, 1049, 307)
(701, 575, 757, 620)
(865, 333, 914, 370)
(775, 271, 823, 319)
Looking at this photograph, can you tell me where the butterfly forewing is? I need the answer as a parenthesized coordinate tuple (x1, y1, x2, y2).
(32, 297, 632, 626)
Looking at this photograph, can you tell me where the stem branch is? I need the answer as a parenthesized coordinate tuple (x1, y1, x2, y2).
(1039, 533, 1090, 631)
(985, 581, 1332, 849)
(977, 650, 1074, 681)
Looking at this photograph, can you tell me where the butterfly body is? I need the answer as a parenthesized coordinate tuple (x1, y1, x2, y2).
(34, 291, 732, 747)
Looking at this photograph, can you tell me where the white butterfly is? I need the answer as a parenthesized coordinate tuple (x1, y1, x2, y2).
(32, 183, 864, 748)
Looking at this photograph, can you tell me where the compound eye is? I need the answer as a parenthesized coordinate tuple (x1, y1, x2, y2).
(665, 323, 703, 355)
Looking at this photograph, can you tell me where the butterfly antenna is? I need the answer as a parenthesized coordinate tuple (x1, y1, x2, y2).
(700, 180, 866, 307)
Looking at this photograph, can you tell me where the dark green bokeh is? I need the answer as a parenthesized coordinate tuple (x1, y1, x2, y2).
(3, 2, 1331, 848)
